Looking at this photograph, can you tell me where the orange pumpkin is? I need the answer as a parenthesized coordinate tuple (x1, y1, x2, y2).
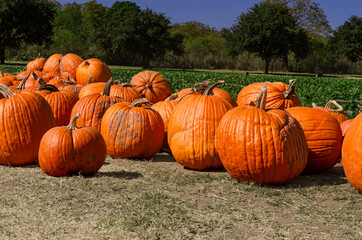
(60, 53, 84, 80)
(38, 113, 107, 176)
(58, 77, 83, 97)
(168, 81, 233, 170)
(43, 54, 62, 75)
(110, 82, 141, 102)
(78, 77, 107, 99)
(286, 107, 342, 173)
(216, 86, 308, 185)
(341, 119, 353, 137)
(312, 100, 348, 124)
(26, 57, 46, 72)
(237, 79, 301, 109)
(101, 98, 164, 159)
(0, 76, 13, 86)
(70, 80, 124, 132)
(130, 70, 171, 103)
(76, 59, 113, 85)
(0, 84, 55, 165)
(36, 84, 78, 126)
(342, 113, 362, 193)
(24, 71, 46, 89)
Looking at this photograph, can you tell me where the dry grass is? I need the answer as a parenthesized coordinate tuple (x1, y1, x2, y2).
(0, 154, 361, 240)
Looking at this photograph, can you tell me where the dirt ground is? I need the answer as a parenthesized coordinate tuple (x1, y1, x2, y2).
(0, 153, 360, 240)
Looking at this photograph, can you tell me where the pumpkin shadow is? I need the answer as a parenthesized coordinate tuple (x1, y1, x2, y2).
(149, 154, 177, 163)
(96, 170, 143, 179)
(286, 166, 348, 188)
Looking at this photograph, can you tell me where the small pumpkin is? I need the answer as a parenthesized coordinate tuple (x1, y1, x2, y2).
(38, 113, 107, 176)
(110, 82, 141, 102)
(60, 53, 84, 80)
(130, 70, 171, 103)
(26, 57, 46, 72)
(43, 54, 62, 75)
(101, 98, 164, 159)
(76, 59, 113, 85)
(216, 86, 308, 185)
(312, 100, 348, 124)
(237, 79, 301, 109)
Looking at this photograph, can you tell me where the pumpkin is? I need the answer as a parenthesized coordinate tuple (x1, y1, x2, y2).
(237, 79, 301, 109)
(70, 79, 124, 132)
(76, 59, 113, 85)
(152, 95, 178, 153)
(78, 77, 107, 99)
(47, 77, 64, 88)
(342, 113, 362, 193)
(101, 98, 164, 159)
(24, 71, 46, 89)
(341, 119, 353, 137)
(110, 82, 141, 102)
(312, 100, 348, 124)
(216, 86, 308, 185)
(36, 84, 78, 126)
(60, 53, 84, 80)
(0, 76, 13, 86)
(26, 57, 46, 72)
(286, 107, 342, 173)
(16, 70, 31, 80)
(58, 77, 83, 97)
(0, 84, 55, 165)
(130, 70, 171, 103)
(168, 81, 233, 170)
(43, 54, 62, 75)
(38, 113, 107, 176)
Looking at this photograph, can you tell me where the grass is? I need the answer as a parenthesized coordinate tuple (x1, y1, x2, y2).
(0, 154, 360, 239)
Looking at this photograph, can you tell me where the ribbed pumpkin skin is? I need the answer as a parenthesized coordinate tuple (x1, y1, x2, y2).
(342, 113, 362, 193)
(0, 91, 55, 165)
(130, 71, 171, 103)
(70, 94, 124, 132)
(76, 59, 113, 85)
(168, 94, 233, 170)
(110, 84, 141, 102)
(0, 76, 13, 86)
(26, 58, 46, 71)
(38, 124, 106, 176)
(313, 106, 348, 124)
(101, 101, 164, 159)
(216, 107, 308, 185)
(37, 89, 78, 126)
(286, 107, 342, 173)
(60, 53, 84, 80)
(43, 54, 62, 75)
(237, 82, 300, 109)
(153, 98, 178, 152)
(78, 82, 106, 99)
(341, 119, 353, 137)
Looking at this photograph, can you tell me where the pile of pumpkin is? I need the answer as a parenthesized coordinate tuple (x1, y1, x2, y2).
(0, 53, 360, 194)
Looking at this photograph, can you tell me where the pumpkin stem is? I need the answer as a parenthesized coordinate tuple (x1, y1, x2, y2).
(102, 78, 114, 96)
(282, 79, 297, 98)
(87, 75, 92, 84)
(39, 67, 43, 71)
(247, 101, 255, 107)
(203, 80, 224, 96)
(325, 100, 344, 112)
(130, 98, 152, 108)
(33, 72, 46, 85)
(67, 113, 80, 131)
(16, 73, 31, 90)
(312, 102, 317, 108)
(84, 60, 90, 67)
(167, 94, 178, 101)
(255, 86, 267, 109)
(145, 82, 152, 88)
(0, 84, 17, 98)
(120, 82, 136, 87)
(37, 84, 60, 92)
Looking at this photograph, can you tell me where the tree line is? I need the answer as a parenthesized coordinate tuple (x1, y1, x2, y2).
(0, 0, 361, 74)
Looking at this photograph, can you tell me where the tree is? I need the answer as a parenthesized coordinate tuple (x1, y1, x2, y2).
(330, 16, 362, 64)
(0, 0, 56, 64)
(223, 1, 309, 73)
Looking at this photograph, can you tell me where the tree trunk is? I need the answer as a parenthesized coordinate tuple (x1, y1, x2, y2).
(0, 45, 5, 65)
(283, 54, 288, 71)
(264, 58, 270, 74)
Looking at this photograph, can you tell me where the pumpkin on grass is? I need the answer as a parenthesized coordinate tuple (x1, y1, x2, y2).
(101, 98, 164, 159)
(168, 81, 233, 170)
(0, 84, 55, 165)
(216, 86, 308, 185)
(312, 100, 348, 124)
(38, 113, 107, 176)
(286, 107, 342, 173)
(237, 79, 301, 109)
(76, 59, 113, 85)
(342, 113, 362, 193)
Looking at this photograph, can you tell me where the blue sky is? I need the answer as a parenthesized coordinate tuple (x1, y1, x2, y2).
(58, 0, 362, 30)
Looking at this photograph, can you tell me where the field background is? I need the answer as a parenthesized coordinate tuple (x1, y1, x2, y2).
(0, 66, 361, 239)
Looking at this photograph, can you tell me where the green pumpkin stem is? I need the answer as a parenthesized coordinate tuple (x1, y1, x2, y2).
(102, 78, 114, 96)
(203, 80, 224, 96)
(37, 84, 60, 92)
(67, 113, 80, 131)
(0, 84, 17, 98)
(282, 79, 297, 98)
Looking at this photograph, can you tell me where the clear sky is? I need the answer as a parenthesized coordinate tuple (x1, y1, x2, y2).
(58, 0, 362, 30)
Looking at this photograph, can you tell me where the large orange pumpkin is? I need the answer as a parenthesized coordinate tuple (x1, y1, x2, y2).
(312, 100, 349, 124)
(342, 112, 362, 193)
(78, 78, 107, 99)
(130, 70, 171, 103)
(70, 80, 124, 132)
(76, 59, 113, 85)
(286, 107, 342, 173)
(110, 82, 141, 102)
(168, 81, 233, 170)
(38, 113, 107, 176)
(43, 54, 62, 75)
(26, 57, 46, 72)
(36, 84, 78, 126)
(60, 53, 84, 80)
(216, 86, 308, 185)
(101, 98, 164, 159)
(0, 84, 55, 165)
(237, 79, 301, 109)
